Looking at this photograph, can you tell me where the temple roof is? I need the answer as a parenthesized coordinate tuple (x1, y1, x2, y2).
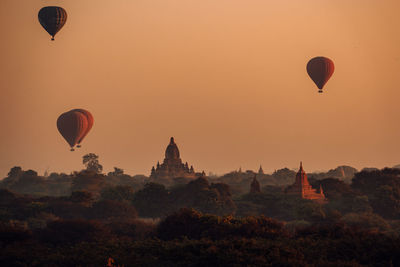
(298, 161, 304, 173)
(296, 161, 310, 186)
(165, 137, 180, 160)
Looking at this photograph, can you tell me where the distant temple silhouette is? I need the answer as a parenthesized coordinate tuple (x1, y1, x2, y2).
(258, 165, 264, 175)
(150, 137, 201, 179)
(285, 162, 325, 202)
(250, 174, 261, 194)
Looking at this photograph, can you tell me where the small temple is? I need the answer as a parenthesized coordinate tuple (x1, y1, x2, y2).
(250, 174, 261, 194)
(285, 162, 326, 202)
(258, 165, 264, 175)
(150, 137, 200, 179)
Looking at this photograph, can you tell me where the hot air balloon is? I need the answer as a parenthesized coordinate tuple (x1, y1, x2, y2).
(57, 110, 89, 151)
(71, 109, 94, 148)
(306, 57, 335, 93)
(38, 6, 67, 41)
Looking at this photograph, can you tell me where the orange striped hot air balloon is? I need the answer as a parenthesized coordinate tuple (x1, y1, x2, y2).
(71, 109, 94, 148)
(306, 57, 335, 93)
(57, 110, 89, 151)
(38, 6, 67, 41)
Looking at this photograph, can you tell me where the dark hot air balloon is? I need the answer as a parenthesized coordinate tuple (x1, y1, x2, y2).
(71, 109, 94, 148)
(38, 6, 67, 41)
(306, 57, 335, 93)
(57, 111, 89, 151)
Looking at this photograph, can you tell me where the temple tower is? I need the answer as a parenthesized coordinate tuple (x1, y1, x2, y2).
(258, 165, 264, 175)
(250, 175, 261, 194)
(285, 162, 326, 202)
(150, 137, 199, 179)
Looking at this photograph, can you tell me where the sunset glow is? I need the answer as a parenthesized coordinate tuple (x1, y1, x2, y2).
(0, 0, 399, 176)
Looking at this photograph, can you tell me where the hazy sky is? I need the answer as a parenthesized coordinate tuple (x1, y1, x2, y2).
(0, 0, 399, 177)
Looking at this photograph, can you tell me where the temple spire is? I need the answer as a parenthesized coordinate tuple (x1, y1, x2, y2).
(258, 165, 264, 175)
(165, 137, 180, 159)
(250, 174, 261, 194)
(286, 161, 326, 202)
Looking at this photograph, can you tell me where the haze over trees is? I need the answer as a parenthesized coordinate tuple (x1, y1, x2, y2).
(1, 154, 400, 265)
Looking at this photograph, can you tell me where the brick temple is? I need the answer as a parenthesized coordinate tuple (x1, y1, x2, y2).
(285, 162, 326, 202)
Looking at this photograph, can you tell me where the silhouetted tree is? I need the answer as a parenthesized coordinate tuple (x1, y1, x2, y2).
(272, 168, 296, 185)
(311, 178, 354, 200)
(1, 168, 47, 195)
(70, 191, 94, 206)
(132, 183, 170, 218)
(157, 208, 287, 241)
(39, 219, 110, 244)
(83, 153, 103, 173)
(7, 166, 23, 178)
(169, 177, 236, 216)
(108, 167, 124, 176)
(352, 168, 400, 219)
(372, 185, 400, 218)
(101, 185, 135, 202)
(72, 170, 106, 197)
(90, 200, 137, 220)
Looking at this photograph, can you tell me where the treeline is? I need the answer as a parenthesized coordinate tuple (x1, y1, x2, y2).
(2, 159, 400, 223)
(0, 164, 146, 198)
(0, 175, 235, 225)
(0, 153, 361, 198)
(214, 165, 358, 196)
(236, 168, 400, 230)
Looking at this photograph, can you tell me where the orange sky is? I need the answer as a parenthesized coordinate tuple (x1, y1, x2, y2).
(0, 0, 399, 177)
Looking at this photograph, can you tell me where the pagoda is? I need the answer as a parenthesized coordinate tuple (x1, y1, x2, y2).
(150, 137, 199, 179)
(250, 175, 261, 194)
(285, 162, 325, 202)
(258, 165, 264, 175)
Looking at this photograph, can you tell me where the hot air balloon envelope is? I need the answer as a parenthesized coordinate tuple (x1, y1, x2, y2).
(306, 57, 335, 93)
(57, 111, 89, 151)
(71, 109, 94, 146)
(38, 6, 67, 40)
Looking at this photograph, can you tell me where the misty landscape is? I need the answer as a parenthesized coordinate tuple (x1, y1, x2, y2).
(2, 146, 400, 266)
(1, 0, 400, 266)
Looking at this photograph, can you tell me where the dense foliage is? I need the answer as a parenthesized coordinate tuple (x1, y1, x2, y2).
(1, 158, 400, 266)
(0, 207, 399, 266)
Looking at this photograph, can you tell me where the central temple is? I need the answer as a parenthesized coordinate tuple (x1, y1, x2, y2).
(150, 137, 200, 179)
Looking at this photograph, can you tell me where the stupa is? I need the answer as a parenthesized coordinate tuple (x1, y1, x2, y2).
(285, 162, 325, 202)
(150, 137, 199, 179)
